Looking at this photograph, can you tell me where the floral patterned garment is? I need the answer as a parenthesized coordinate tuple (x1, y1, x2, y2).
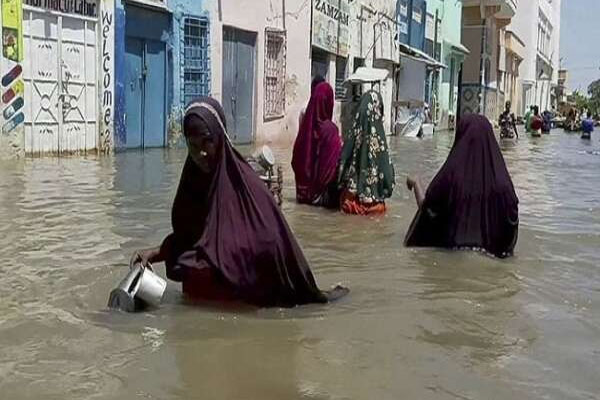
(338, 90, 395, 204)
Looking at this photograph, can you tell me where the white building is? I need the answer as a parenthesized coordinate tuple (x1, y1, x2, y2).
(507, 0, 561, 116)
(207, 0, 312, 145)
(0, 0, 115, 158)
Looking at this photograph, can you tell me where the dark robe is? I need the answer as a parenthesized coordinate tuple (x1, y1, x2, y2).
(161, 97, 347, 306)
(405, 114, 519, 258)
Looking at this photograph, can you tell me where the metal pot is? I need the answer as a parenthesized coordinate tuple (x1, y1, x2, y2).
(108, 263, 167, 312)
(252, 145, 275, 171)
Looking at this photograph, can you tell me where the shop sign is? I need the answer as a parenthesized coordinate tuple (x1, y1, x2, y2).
(24, 0, 98, 18)
(312, 0, 350, 57)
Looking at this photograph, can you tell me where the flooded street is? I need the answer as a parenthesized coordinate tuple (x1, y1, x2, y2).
(1, 129, 599, 400)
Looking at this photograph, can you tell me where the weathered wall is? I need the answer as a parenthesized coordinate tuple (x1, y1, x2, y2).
(210, 0, 312, 144)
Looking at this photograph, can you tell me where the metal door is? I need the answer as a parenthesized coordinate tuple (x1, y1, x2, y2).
(222, 27, 255, 144)
(22, 8, 98, 154)
(124, 38, 166, 148)
(143, 40, 166, 147)
(125, 37, 143, 148)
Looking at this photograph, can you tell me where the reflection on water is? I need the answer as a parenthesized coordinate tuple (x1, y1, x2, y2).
(1, 129, 599, 399)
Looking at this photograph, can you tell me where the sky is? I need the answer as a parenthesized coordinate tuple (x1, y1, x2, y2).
(560, 0, 600, 92)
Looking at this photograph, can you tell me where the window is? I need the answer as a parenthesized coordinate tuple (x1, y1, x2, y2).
(264, 29, 286, 119)
(537, 12, 553, 59)
(183, 17, 210, 106)
(335, 56, 347, 99)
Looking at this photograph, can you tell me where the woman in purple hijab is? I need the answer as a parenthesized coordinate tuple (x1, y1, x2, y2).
(292, 82, 342, 208)
(405, 114, 519, 258)
(131, 97, 348, 307)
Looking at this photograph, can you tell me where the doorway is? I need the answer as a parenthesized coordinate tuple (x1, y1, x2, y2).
(222, 27, 256, 144)
(22, 8, 99, 154)
(124, 37, 166, 148)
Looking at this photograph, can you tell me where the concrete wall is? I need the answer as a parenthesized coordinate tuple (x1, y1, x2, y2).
(460, 5, 509, 121)
(1, 0, 116, 158)
(506, 0, 561, 114)
(350, 1, 397, 135)
(210, 0, 312, 144)
(435, 0, 463, 127)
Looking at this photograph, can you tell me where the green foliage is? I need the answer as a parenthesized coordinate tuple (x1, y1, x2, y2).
(587, 79, 600, 115)
(572, 90, 589, 112)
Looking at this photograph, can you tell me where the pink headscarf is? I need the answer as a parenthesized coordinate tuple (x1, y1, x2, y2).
(292, 82, 342, 204)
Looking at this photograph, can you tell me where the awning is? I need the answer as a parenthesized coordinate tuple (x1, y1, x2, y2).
(345, 67, 389, 84)
(444, 40, 470, 55)
(398, 43, 446, 69)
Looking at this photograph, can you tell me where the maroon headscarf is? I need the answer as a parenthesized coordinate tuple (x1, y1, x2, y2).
(405, 114, 519, 258)
(292, 82, 342, 204)
(161, 97, 347, 306)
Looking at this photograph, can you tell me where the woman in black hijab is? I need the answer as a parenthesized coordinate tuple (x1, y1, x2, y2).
(405, 114, 519, 258)
(131, 97, 348, 306)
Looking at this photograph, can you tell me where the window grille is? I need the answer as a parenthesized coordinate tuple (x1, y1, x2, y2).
(183, 16, 210, 106)
(264, 28, 286, 119)
(335, 56, 347, 100)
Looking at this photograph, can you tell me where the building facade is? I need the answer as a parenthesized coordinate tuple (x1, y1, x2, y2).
(0, 0, 116, 158)
(426, 0, 468, 130)
(506, 0, 561, 116)
(113, 0, 211, 149)
(209, 0, 311, 145)
(460, 0, 517, 121)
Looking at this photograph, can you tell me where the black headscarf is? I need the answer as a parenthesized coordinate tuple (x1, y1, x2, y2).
(161, 97, 347, 306)
(404, 114, 519, 258)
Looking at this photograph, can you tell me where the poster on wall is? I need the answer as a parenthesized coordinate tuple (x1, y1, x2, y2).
(312, 0, 350, 57)
(2, 0, 24, 62)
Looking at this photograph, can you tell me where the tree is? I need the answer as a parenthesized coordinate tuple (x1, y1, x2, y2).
(587, 79, 600, 116)
(572, 90, 589, 112)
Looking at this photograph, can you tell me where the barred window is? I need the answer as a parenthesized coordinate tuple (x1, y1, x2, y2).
(335, 56, 347, 100)
(264, 29, 286, 119)
(183, 17, 210, 106)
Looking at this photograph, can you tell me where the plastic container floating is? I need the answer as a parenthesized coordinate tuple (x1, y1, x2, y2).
(108, 263, 167, 312)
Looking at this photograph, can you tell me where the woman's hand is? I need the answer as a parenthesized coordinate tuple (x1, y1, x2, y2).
(407, 175, 425, 208)
(129, 247, 161, 269)
(406, 175, 418, 191)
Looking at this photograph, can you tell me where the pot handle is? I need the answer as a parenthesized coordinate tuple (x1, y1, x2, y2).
(129, 256, 154, 272)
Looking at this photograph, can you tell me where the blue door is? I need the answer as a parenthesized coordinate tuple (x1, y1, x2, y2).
(124, 38, 166, 148)
(222, 27, 256, 144)
(125, 37, 143, 148)
(143, 40, 166, 147)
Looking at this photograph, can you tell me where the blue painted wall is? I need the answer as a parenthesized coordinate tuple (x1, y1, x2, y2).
(396, 0, 410, 46)
(169, 0, 210, 110)
(114, 1, 126, 148)
(409, 0, 426, 51)
(114, 0, 210, 149)
(396, 0, 426, 51)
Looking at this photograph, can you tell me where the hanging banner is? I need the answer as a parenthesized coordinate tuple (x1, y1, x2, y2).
(2, 0, 24, 62)
(312, 0, 350, 57)
(23, 0, 98, 18)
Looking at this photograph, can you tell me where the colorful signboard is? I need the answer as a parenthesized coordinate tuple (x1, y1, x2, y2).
(312, 0, 350, 57)
(2, 0, 24, 62)
(24, 0, 98, 18)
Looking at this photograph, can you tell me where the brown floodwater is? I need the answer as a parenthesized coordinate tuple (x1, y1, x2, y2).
(1, 129, 599, 400)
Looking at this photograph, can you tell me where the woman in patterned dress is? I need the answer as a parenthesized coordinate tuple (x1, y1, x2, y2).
(337, 90, 395, 215)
